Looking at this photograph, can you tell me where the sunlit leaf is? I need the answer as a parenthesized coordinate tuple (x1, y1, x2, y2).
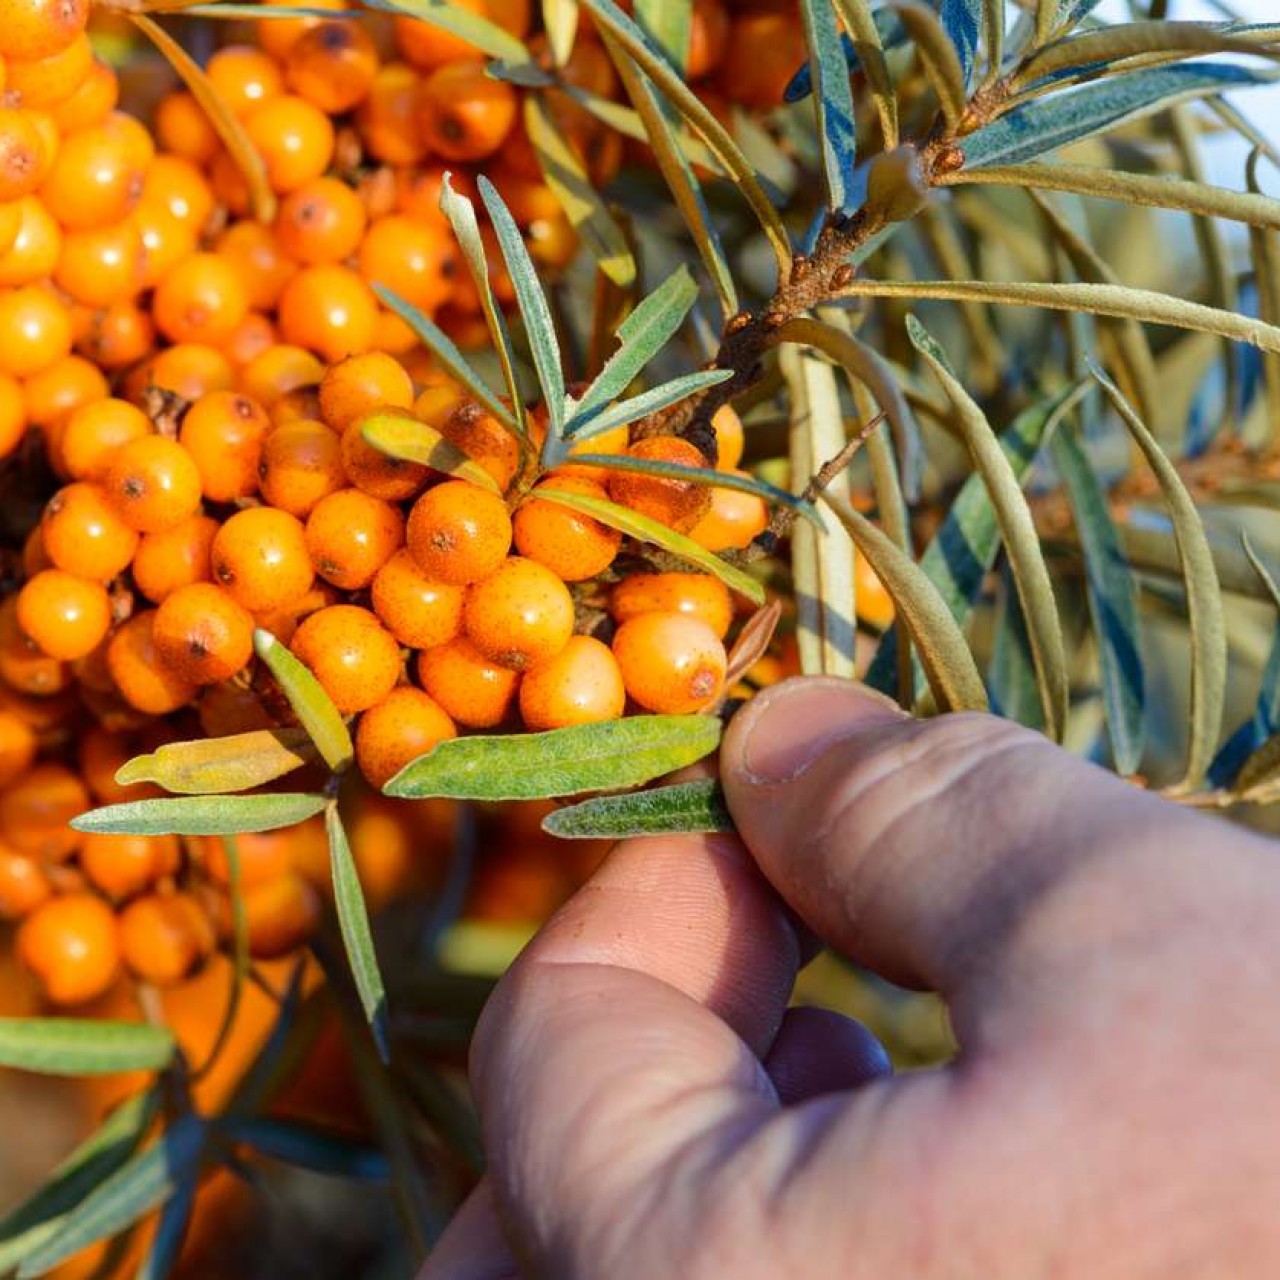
(253, 630, 353, 772)
(386, 716, 723, 801)
(72, 793, 328, 837)
(543, 779, 733, 838)
(361, 0, 530, 61)
(889, 1, 968, 128)
(361, 411, 502, 493)
(938, 0, 982, 82)
(0, 1020, 174, 1077)
(562, 370, 732, 449)
(115, 728, 316, 796)
(800, 0, 859, 213)
(219, 1117, 389, 1181)
(634, 0, 689, 71)
(541, 0, 577, 62)
(830, 0, 899, 145)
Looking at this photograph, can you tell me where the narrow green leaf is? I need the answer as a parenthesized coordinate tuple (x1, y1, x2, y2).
(800, 0, 859, 213)
(824, 496, 989, 713)
(133, 1165, 197, 1280)
(220, 1117, 389, 1181)
(253, 630, 353, 773)
(361, 0, 530, 62)
(829, 0, 899, 146)
(988, 563, 1044, 731)
(564, 370, 732, 447)
(524, 94, 635, 287)
(532, 486, 766, 602)
(361, 412, 502, 493)
(1050, 426, 1146, 773)
(634, 0, 689, 71)
(17, 1118, 206, 1279)
(1246, 147, 1280, 445)
(541, 0, 577, 63)
(386, 716, 723, 801)
(115, 728, 315, 796)
(373, 285, 516, 430)
(326, 807, 390, 1064)
(71, 793, 328, 837)
(938, 0, 982, 82)
(0, 1020, 173, 1077)
(543, 779, 733, 838)
(889, 1, 968, 128)
(478, 175, 566, 436)
(908, 315, 1068, 739)
(1093, 363, 1225, 791)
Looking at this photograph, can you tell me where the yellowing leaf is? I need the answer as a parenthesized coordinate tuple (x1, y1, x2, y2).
(115, 728, 316, 795)
(361, 412, 501, 493)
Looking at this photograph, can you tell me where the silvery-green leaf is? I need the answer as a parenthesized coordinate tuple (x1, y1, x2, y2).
(565, 371, 732, 446)
(542, 779, 733, 838)
(800, 0, 859, 213)
(71, 794, 328, 837)
(0, 1021, 174, 1076)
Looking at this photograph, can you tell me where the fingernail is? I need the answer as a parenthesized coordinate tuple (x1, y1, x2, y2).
(730, 677, 905, 785)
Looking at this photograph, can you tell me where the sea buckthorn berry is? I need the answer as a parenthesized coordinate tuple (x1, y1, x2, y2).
(290, 604, 402, 715)
(244, 94, 335, 194)
(242, 870, 321, 959)
(710, 403, 745, 469)
(411, 384, 465, 428)
(370, 549, 464, 650)
(513, 476, 620, 582)
(0, 597, 68, 695)
(0, 283, 71, 377)
(107, 610, 199, 715)
(355, 685, 456, 790)
(357, 213, 457, 313)
(519, 634, 625, 731)
(202, 829, 292, 889)
(394, 0, 487, 69)
(406, 479, 512, 586)
(140, 155, 215, 235)
(155, 91, 218, 165)
(212, 506, 314, 613)
(57, 398, 148, 481)
(356, 62, 430, 167)
(39, 115, 146, 231)
(0, 372, 22, 458)
(239, 343, 323, 407)
(50, 58, 118, 132)
(277, 264, 378, 364)
(610, 571, 734, 640)
(612, 612, 727, 714)
(119, 891, 215, 986)
(0, 108, 48, 201)
(7, 32, 93, 109)
(0, 847, 51, 920)
(153, 582, 255, 685)
(218, 220, 296, 312)
(417, 62, 518, 161)
(78, 726, 148, 804)
(286, 20, 379, 114)
(686, 0, 729, 77)
(607, 435, 712, 532)
(0, 0, 89, 61)
(0, 200, 22, 258)
(269, 385, 322, 427)
(275, 175, 367, 265)
(75, 299, 154, 370)
(854, 551, 895, 630)
(101, 435, 203, 534)
(17, 569, 110, 660)
(416, 635, 518, 728)
(0, 760, 88, 860)
(17, 894, 119, 1005)
(42, 481, 138, 580)
(340, 416, 430, 502)
(319, 350, 414, 431)
(153, 251, 250, 347)
(305, 488, 404, 590)
(715, 5, 808, 109)
(23, 353, 107, 435)
(259, 417, 346, 518)
(255, 0, 346, 58)
(0, 709, 36, 788)
(206, 44, 284, 117)
(54, 217, 145, 308)
(146, 343, 235, 403)
(198, 680, 277, 738)
(178, 390, 270, 502)
(0, 194, 59, 286)
(687, 478, 768, 551)
(225, 312, 276, 367)
(80, 831, 180, 902)
(463, 556, 575, 673)
(434, 397, 520, 490)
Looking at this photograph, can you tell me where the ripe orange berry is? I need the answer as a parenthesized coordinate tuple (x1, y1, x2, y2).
(285, 19, 379, 115)
(370, 548, 464, 651)
(394, 0, 487, 69)
(463, 556, 575, 672)
(80, 831, 180, 901)
(686, 0, 729, 78)
(355, 685, 456, 790)
(0, 0, 88, 61)
(242, 870, 321, 959)
(687, 478, 768, 551)
(431, 396, 521, 490)
(7, 32, 93, 109)
(154, 91, 219, 165)
(139, 154, 214, 234)
(612, 612, 727, 714)
(17, 893, 119, 1005)
(319, 350, 414, 431)
(53, 217, 145, 308)
(39, 114, 145, 231)
(607, 435, 712, 532)
(356, 62, 429, 167)
(206, 44, 284, 117)
(277, 264, 378, 364)
(0, 108, 49, 201)
(0, 194, 59, 286)
(212, 506, 314, 612)
(78, 725, 148, 804)
(255, 0, 346, 58)
(153, 251, 250, 347)
(101, 434, 203, 534)
(518, 634, 625, 731)
(854, 550, 895, 630)
(416, 635, 518, 728)
(153, 582, 255, 685)
(0, 596, 68, 695)
(0, 283, 71, 377)
(224, 311, 277, 366)
(406, 479, 512, 586)
(339, 416, 430, 502)
(357, 213, 457, 313)
(275, 175, 367, 265)
(290, 604, 402, 715)
(120, 891, 216, 985)
(146, 342, 235, 402)
(50, 58, 118, 132)
(243, 94, 335, 194)
(715, 4, 808, 109)
(202, 829, 291, 889)
(305, 487, 404, 590)
(178, 389, 270, 502)
(0, 760, 88, 860)
(239, 342, 323, 408)
(609, 571, 734, 639)
(0, 708, 36, 788)
(0, 372, 23, 457)
(22, 351, 106, 433)
(0, 846, 51, 920)
(107, 610, 200, 715)
(56, 397, 146, 480)
(16, 568, 111, 660)
(513, 475, 620, 582)
(710, 403, 745, 469)
(75, 299, 154, 370)
(416, 62, 518, 161)
(218, 219, 297, 312)
(41, 481, 138, 579)
(258, 417, 346, 517)
(132, 513, 218, 604)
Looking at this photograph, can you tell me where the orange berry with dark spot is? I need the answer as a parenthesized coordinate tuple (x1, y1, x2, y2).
(290, 604, 402, 715)
(0, 108, 49, 201)
(0, 846, 51, 920)
(132, 513, 218, 605)
(357, 213, 457, 313)
(107, 610, 200, 715)
(101, 434, 203, 534)
(153, 582, 255, 685)
(612, 612, 727, 714)
(80, 831, 180, 902)
(370, 548, 464, 650)
(513, 475, 620, 581)
(146, 342, 235, 402)
(277, 264, 378, 364)
(687, 477, 768, 551)
(305, 487, 404, 590)
(340, 415, 431, 503)
(609, 571, 734, 639)
(178, 389, 270, 502)
(607, 435, 711, 532)
(242, 870, 321, 959)
(243, 94, 335, 193)
(17, 568, 111, 660)
(519, 634, 625, 731)
(259, 417, 346, 517)
(39, 114, 146, 231)
(356, 62, 430, 167)
(153, 251, 250, 347)
(319, 350, 414, 431)
(416, 61, 517, 161)
(416, 635, 518, 729)
(17, 893, 119, 1005)
(119, 891, 215, 985)
(406, 479, 512, 586)
(276, 175, 368, 267)
(463, 555, 574, 672)
(212, 506, 314, 613)
(0, 0, 89, 62)
(75, 300, 154, 370)
(206, 44, 283, 117)
(0, 760, 88, 860)
(0, 283, 71, 377)
(239, 342, 323, 408)
(286, 20, 379, 115)
(433, 396, 520, 490)
(355, 685, 456, 790)
(41, 481, 138, 580)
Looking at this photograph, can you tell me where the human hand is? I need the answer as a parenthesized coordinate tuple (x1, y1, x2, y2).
(421, 677, 1280, 1279)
